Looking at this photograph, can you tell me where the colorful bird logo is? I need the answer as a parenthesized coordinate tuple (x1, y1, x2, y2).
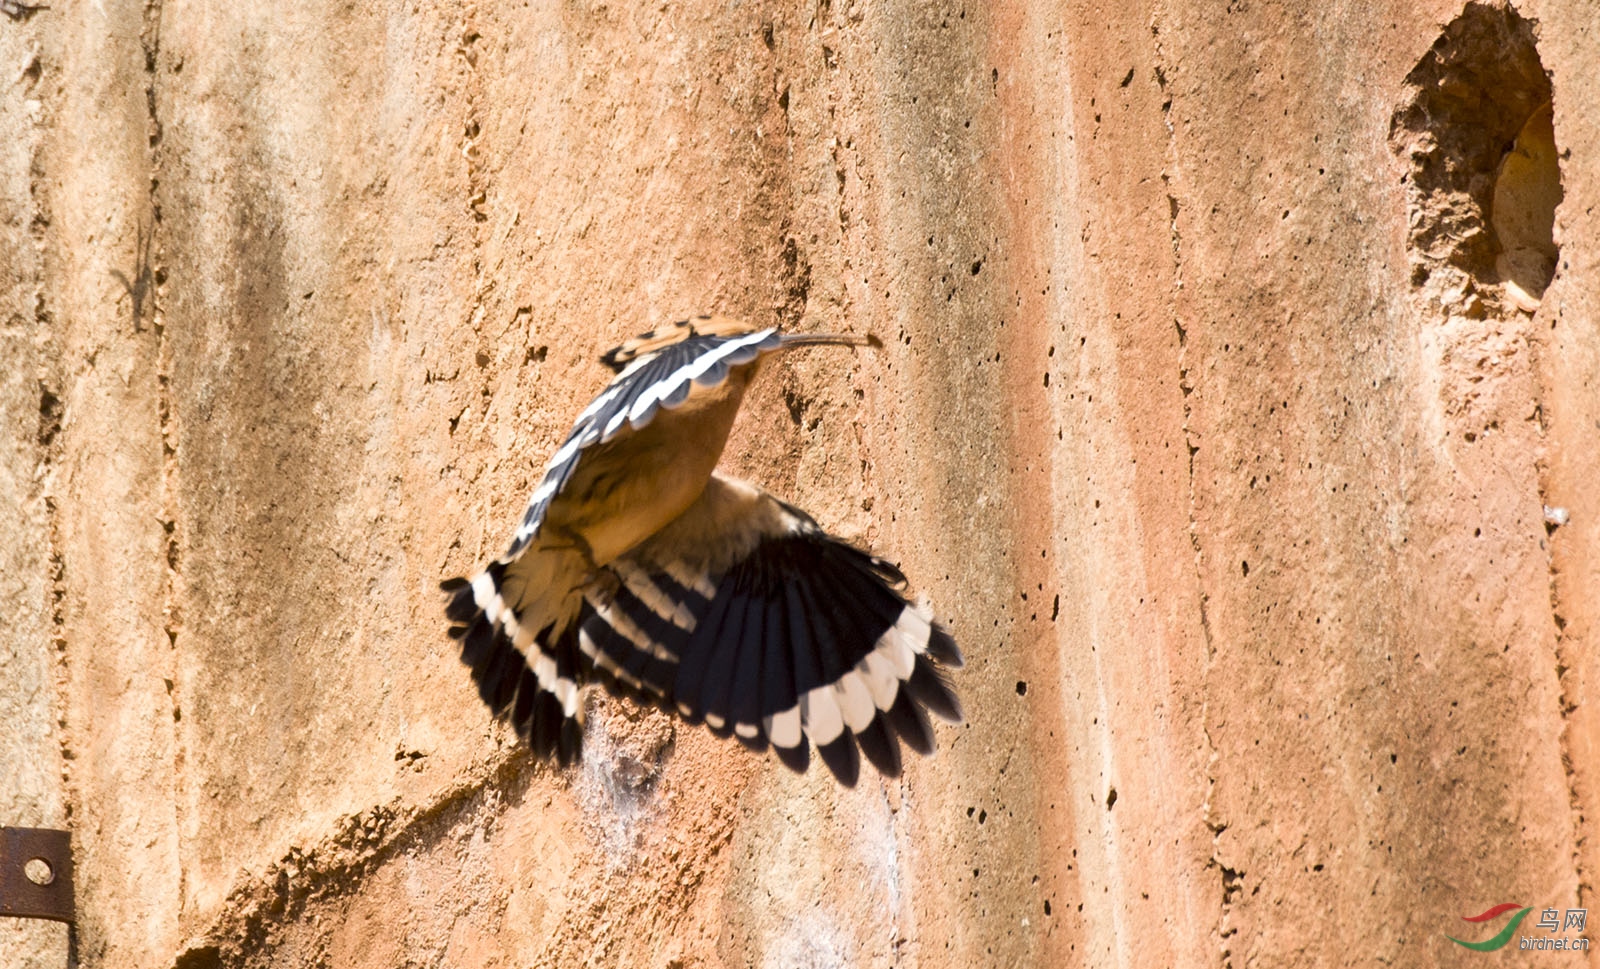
(1448, 903, 1533, 951)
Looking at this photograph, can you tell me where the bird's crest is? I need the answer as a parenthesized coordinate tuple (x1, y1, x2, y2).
(600, 315, 759, 372)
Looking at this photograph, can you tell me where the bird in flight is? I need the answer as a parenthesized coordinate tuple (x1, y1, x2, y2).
(441, 315, 962, 785)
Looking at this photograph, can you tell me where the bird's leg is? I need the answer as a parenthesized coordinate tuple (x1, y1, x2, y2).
(542, 524, 601, 580)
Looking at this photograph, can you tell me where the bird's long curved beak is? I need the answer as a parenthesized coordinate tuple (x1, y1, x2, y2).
(777, 331, 882, 350)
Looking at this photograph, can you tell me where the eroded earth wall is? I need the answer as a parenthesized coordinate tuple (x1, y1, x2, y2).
(1, 0, 1596, 967)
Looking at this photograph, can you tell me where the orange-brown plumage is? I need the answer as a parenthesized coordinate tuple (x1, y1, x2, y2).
(441, 315, 960, 785)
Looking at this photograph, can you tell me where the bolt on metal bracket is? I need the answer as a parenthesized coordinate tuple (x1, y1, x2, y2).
(0, 827, 73, 923)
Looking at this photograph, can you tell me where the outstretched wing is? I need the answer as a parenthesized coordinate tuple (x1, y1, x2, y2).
(574, 473, 964, 785)
(442, 564, 589, 764)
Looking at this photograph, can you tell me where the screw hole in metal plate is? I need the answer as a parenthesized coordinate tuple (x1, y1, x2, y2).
(24, 858, 54, 887)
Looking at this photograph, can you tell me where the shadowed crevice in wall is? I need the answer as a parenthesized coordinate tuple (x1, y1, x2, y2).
(1390, 0, 1585, 910)
(174, 748, 542, 968)
(1151, 14, 1236, 965)
(1388, 0, 1558, 319)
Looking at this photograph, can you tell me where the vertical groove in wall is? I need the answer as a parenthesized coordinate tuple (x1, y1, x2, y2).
(1149, 13, 1227, 969)
(26, 20, 71, 837)
(1389, 0, 1584, 916)
(137, 0, 186, 933)
(457, 7, 491, 367)
(1536, 336, 1590, 913)
(1526, 126, 1592, 920)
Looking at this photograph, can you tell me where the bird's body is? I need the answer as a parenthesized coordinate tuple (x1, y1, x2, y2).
(442, 315, 961, 785)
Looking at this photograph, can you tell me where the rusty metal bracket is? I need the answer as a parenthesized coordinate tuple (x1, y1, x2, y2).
(0, 827, 73, 923)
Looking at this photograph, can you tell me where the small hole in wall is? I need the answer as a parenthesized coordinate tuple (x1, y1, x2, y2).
(1388, 0, 1561, 315)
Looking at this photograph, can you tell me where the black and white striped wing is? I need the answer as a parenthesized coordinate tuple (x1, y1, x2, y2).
(442, 563, 591, 764)
(575, 495, 964, 785)
(506, 326, 781, 558)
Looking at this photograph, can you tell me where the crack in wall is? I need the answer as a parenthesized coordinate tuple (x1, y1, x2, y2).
(1521, 185, 1590, 917)
(1515, 92, 1589, 923)
(24, 28, 73, 840)
(136, 0, 185, 927)
(454, 12, 500, 442)
(39, 378, 69, 826)
(1151, 16, 1230, 969)
(457, 14, 489, 317)
(1532, 235, 1589, 917)
(176, 748, 531, 967)
(1546, 528, 1590, 909)
(138, 0, 171, 670)
(10, 25, 79, 964)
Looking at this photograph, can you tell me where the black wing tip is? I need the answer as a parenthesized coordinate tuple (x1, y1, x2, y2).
(526, 690, 562, 759)
(772, 739, 811, 774)
(448, 575, 589, 770)
(474, 634, 522, 715)
(886, 689, 936, 756)
(458, 615, 494, 668)
(619, 521, 964, 787)
(816, 734, 861, 787)
(868, 555, 909, 588)
(558, 716, 584, 767)
(926, 623, 964, 669)
(440, 575, 471, 592)
(444, 590, 478, 626)
(855, 716, 904, 780)
(908, 656, 964, 724)
(505, 680, 585, 768)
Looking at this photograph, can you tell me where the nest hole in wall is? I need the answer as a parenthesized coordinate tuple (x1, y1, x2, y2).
(1389, 0, 1562, 317)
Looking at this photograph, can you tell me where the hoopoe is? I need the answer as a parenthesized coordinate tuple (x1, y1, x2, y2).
(441, 315, 962, 786)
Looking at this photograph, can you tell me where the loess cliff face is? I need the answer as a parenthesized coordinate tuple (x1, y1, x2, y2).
(2, 1, 1596, 967)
